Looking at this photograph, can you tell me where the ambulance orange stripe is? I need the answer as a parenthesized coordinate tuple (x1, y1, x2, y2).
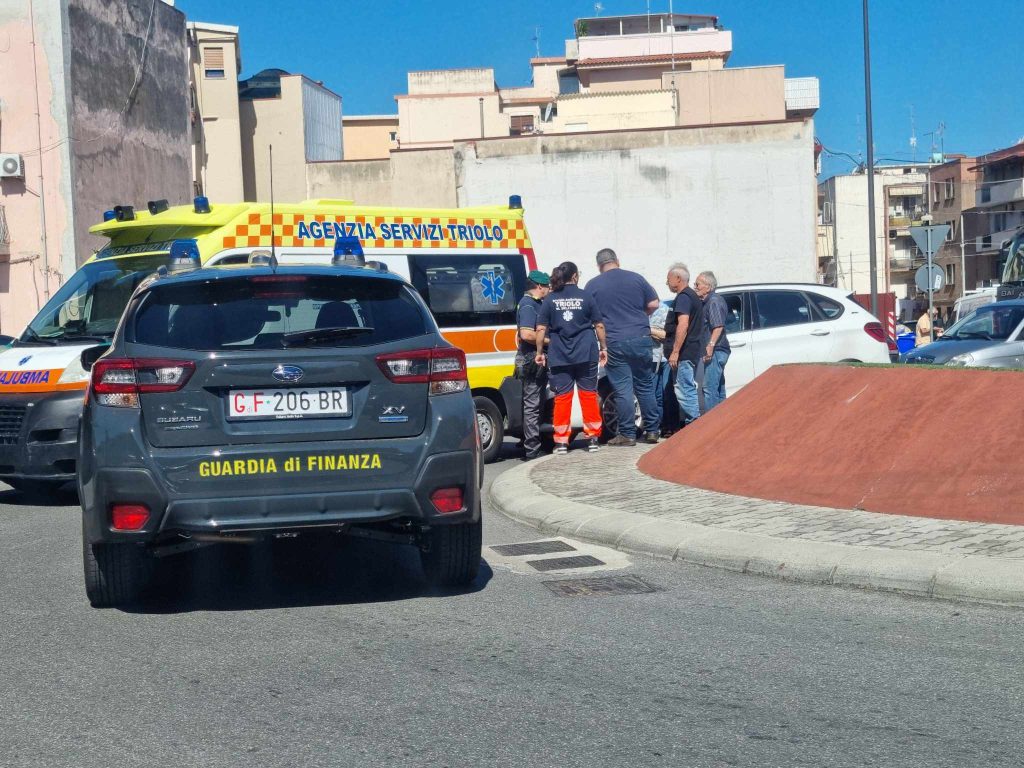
(442, 328, 518, 355)
(0, 369, 87, 393)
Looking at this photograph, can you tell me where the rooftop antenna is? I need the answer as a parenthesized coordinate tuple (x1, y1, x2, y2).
(533, 26, 541, 59)
(593, 2, 603, 15)
(268, 144, 278, 268)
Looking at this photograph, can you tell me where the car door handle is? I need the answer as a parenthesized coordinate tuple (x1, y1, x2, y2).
(810, 329, 831, 336)
(730, 341, 747, 347)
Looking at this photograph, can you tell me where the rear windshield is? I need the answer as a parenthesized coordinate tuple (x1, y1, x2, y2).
(132, 275, 431, 350)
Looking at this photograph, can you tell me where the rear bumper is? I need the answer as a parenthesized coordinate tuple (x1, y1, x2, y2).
(83, 450, 480, 544)
(0, 390, 83, 481)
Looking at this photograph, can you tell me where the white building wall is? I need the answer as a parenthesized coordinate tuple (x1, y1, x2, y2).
(455, 120, 817, 294)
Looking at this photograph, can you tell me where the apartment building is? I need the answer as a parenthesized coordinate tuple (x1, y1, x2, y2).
(342, 115, 399, 160)
(818, 164, 936, 313)
(188, 41, 343, 203)
(385, 12, 818, 152)
(969, 141, 1024, 282)
(925, 156, 982, 305)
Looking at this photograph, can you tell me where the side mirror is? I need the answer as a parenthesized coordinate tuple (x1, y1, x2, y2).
(80, 345, 108, 372)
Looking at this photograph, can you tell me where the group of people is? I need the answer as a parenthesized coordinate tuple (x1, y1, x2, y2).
(515, 249, 730, 459)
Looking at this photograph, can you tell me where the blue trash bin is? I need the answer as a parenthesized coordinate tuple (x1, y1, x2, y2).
(896, 332, 915, 356)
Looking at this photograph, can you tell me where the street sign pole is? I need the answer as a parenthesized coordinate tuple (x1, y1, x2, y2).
(926, 227, 934, 342)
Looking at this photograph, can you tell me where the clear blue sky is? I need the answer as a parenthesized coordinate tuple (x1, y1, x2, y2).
(176, 0, 1023, 178)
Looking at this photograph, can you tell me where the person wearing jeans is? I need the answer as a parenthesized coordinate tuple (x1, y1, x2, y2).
(664, 263, 703, 426)
(694, 270, 731, 412)
(585, 248, 661, 446)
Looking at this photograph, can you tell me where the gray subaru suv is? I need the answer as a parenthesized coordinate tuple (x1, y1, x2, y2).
(79, 252, 482, 607)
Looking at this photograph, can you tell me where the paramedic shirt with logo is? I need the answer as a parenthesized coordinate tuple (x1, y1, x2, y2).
(538, 285, 602, 368)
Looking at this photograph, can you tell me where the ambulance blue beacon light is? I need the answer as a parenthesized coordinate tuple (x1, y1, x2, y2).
(167, 239, 201, 272)
(193, 196, 211, 214)
(509, 194, 523, 210)
(103, 210, 116, 221)
(333, 235, 365, 267)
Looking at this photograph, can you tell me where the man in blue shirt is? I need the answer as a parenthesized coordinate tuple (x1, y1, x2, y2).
(585, 248, 661, 446)
(694, 270, 731, 412)
(515, 270, 550, 460)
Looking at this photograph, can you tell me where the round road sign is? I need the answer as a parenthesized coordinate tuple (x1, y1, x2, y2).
(915, 264, 945, 293)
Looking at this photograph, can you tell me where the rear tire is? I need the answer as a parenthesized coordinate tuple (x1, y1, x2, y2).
(474, 396, 504, 463)
(420, 520, 482, 587)
(83, 526, 152, 607)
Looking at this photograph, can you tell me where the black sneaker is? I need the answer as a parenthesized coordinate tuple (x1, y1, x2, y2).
(606, 435, 637, 447)
(521, 451, 542, 462)
(643, 432, 660, 444)
(587, 438, 600, 453)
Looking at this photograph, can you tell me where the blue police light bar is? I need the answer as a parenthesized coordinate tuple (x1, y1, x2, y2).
(333, 235, 365, 267)
(103, 210, 116, 221)
(167, 239, 202, 272)
(193, 196, 211, 214)
(113, 205, 135, 222)
(509, 194, 523, 210)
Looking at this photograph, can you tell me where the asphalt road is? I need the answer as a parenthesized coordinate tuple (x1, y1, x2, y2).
(2, 444, 1024, 768)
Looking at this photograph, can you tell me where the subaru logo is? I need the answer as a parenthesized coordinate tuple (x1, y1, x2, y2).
(272, 365, 304, 383)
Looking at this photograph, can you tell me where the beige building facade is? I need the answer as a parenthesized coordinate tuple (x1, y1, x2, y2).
(188, 22, 245, 202)
(388, 12, 817, 149)
(342, 116, 399, 160)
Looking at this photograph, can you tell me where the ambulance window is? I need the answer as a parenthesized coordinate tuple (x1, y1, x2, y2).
(408, 255, 526, 328)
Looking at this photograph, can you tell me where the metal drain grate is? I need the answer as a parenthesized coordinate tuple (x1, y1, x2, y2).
(491, 540, 577, 557)
(543, 574, 659, 597)
(526, 554, 605, 572)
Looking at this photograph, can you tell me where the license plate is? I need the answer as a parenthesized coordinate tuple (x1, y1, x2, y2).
(227, 387, 350, 420)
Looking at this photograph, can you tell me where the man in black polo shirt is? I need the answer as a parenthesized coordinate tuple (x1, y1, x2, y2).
(664, 263, 703, 426)
(515, 269, 550, 460)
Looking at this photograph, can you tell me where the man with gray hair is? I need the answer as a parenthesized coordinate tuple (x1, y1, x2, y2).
(664, 262, 703, 426)
(585, 248, 661, 445)
(694, 270, 730, 412)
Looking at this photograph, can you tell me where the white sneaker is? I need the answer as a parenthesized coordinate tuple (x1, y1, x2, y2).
(553, 444, 568, 455)
(587, 438, 600, 453)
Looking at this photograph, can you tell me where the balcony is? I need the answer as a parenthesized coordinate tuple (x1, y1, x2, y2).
(975, 178, 1024, 208)
(889, 246, 923, 272)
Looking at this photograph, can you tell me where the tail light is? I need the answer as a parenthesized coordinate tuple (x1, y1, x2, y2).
(430, 487, 465, 514)
(111, 504, 149, 531)
(91, 358, 196, 407)
(376, 348, 468, 395)
(863, 322, 887, 344)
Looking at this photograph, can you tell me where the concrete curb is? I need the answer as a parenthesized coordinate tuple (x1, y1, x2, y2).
(488, 456, 1024, 607)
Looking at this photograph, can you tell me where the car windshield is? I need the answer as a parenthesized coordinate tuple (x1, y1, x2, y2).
(942, 305, 1024, 341)
(19, 255, 171, 345)
(132, 274, 431, 350)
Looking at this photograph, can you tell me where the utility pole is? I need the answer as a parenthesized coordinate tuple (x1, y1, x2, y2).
(960, 211, 967, 298)
(862, 0, 879, 317)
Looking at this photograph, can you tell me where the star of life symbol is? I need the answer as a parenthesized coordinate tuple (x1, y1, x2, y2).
(481, 271, 505, 305)
(18, 356, 32, 366)
(562, 310, 574, 321)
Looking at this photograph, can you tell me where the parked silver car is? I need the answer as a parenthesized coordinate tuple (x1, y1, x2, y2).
(903, 300, 1024, 367)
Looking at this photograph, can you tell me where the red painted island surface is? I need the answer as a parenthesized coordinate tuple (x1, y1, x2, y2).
(638, 364, 1024, 525)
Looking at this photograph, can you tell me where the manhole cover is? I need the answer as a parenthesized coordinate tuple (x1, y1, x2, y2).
(526, 554, 605, 572)
(491, 540, 577, 557)
(542, 574, 659, 597)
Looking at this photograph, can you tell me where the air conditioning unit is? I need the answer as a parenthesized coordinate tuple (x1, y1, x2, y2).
(0, 154, 25, 179)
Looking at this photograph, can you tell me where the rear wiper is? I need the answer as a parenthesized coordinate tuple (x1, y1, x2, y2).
(282, 326, 374, 347)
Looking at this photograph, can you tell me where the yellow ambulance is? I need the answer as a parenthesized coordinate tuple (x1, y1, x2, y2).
(0, 196, 538, 491)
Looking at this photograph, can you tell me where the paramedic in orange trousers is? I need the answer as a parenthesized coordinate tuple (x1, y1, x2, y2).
(534, 261, 608, 454)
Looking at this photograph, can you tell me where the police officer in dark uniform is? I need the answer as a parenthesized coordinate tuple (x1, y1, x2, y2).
(515, 270, 550, 460)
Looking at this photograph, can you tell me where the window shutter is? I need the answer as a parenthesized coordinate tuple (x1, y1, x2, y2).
(204, 47, 225, 69)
